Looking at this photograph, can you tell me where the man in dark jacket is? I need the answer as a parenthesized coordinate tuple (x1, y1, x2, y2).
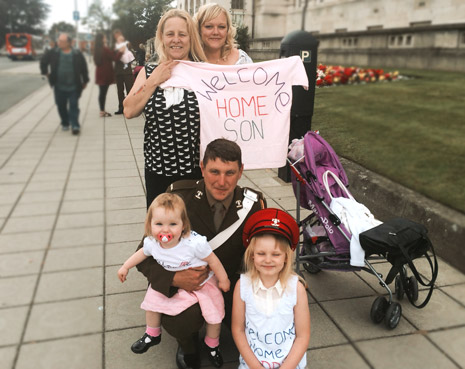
(135, 139, 266, 369)
(40, 33, 89, 135)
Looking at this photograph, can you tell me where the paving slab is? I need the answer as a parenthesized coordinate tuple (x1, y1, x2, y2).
(0, 346, 16, 369)
(50, 226, 104, 248)
(24, 297, 103, 342)
(356, 334, 458, 369)
(401, 289, 465, 331)
(429, 326, 465, 367)
(16, 334, 102, 369)
(0, 275, 37, 308)
(35, 268, 103, 303)
(304, 270, 375, 301)
(105, 291, 146, 331)
(44, 243, 102, 270)
(320, 296, 416, 340)
(0, 231, 50, 253)
(307, 344, 370, 369)
(0, 250, 44, 277)
(308, 303, 347, 348)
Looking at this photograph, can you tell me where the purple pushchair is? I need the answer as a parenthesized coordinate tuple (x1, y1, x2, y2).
(287, 131, 421, 329)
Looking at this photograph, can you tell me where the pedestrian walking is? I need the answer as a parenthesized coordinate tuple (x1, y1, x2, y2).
(40, 33, 89, 135)
(93, 33, 123, 118)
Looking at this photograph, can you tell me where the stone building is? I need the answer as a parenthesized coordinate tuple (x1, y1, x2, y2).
(178, 0, 465, 71)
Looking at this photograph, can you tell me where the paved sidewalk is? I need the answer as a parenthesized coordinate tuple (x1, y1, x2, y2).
(0, 62, 464, 369)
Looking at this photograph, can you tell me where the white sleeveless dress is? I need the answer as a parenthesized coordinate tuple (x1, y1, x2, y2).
(238, 274, 307, 369)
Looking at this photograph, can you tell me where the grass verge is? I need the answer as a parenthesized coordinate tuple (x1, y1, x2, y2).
(312, 68, 465, 214)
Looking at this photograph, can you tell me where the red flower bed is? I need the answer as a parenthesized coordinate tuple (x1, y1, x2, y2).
(316, 64, 400, 87)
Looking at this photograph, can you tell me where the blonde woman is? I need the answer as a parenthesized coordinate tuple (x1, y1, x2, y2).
(194, 3, 252, 65)
(123, 9, 207, 209)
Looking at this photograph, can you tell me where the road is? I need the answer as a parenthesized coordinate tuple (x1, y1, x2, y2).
(0, 57, 48, 114)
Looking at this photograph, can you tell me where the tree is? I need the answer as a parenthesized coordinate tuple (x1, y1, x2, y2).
(48, 22, 76, 41)
(235, 24, 251, 53)
(0, 0, 49, 47)
(112, 0, 172, 46)
(82, 0, 113, 34)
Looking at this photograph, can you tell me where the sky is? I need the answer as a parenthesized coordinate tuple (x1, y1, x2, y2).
(43, 0, 116, 31)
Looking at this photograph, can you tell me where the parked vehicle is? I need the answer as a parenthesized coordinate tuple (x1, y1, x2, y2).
(5, 33, 45, 60)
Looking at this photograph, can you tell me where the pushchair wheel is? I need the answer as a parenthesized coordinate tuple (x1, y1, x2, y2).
(302, 243, 322, 274)
(406, 276, 419, 302)
(384, 302, 402, 329)
(303, 261, 322, 274)
(395, 275, 405, 300)
(370, 296, 388, 324)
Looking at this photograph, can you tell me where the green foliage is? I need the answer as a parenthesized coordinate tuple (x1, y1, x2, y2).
(312, 68, 465, 213)
(82, 0, 112, 34)
(112, 0, 173, 46)
(48, 22, 76, 40)
(0, 0, 49, 47)
(235, 24, 250, 52)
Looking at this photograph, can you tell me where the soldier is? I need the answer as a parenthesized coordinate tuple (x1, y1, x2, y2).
(136, 138, 266, 369)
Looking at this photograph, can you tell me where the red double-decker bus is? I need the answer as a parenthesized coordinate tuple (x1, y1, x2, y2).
(5, 33, 45, 60)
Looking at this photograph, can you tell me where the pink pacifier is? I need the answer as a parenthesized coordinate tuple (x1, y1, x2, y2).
(157, 233, 173, 243)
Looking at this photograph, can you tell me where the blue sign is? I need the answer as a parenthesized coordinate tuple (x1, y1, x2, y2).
(73, 11, 80, 21)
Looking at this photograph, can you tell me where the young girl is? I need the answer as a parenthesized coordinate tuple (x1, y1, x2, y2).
(232, 208, 311, 369)
(118, 193, 229, 366)
(115, 35, 135, 69)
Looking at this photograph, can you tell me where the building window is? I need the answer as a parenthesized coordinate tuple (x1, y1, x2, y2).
(461, 32, 465, 44)
(406, 35, 412, 45)
(390, 36, 395, 45)
(397, 36, 403, 45)
(353, 38, 358, 46)
(410, 20, 432, 27)
(231, 0, 244, 9)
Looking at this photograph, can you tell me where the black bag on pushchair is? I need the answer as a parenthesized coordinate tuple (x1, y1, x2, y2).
(360, 218, 438, 308)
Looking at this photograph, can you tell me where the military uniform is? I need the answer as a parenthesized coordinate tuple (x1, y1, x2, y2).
(136, 179, 266, 353)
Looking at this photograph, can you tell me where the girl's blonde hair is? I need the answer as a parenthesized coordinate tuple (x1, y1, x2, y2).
(243, 233, 296, 288)
(155, 9, 207, 63)
(144, 193, 191, 237)
(194, 3, 237, 61)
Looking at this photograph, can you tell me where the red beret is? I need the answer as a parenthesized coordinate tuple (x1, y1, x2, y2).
(243, 208, 299, 251)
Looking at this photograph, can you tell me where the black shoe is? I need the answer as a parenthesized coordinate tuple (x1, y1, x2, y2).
(72, 128, 80, 135)
(114, 109, 124, 115)
(176, 345, 200, 369)
(205, 343, 223, 368)
(131, 333, 161, 354)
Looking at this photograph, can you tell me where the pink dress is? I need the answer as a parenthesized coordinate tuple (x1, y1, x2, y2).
(140, 232, 224, 324)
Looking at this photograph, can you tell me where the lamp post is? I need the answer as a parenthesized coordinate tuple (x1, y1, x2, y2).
(74, 0, 79, 48)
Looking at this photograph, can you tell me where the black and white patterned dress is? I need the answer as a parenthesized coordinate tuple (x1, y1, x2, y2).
(143, 64, 201, 176)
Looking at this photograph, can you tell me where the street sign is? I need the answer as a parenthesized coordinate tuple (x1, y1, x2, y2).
(73, 11, 80, 21)
(300, 50, 312, 63)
